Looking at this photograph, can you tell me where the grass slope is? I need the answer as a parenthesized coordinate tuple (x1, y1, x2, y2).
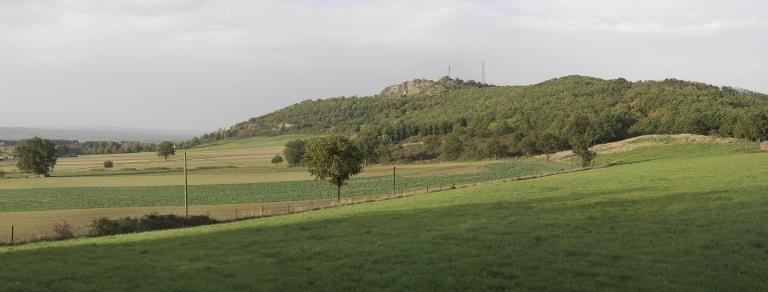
(2, 144, 767, 290)
(190, 134, 312, 151)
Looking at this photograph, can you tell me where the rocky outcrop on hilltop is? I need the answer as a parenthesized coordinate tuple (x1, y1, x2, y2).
(377, 79, 447, 98)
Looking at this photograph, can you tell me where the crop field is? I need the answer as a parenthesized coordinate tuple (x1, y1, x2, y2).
(0, 135, 563, 242)
(0, 159, 560, 213)
(2, 143, 767, 290)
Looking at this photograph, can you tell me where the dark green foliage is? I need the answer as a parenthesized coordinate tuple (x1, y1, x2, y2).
(483, 138, 507, 159)
(89, 214, 218, 236)
(572, 142, 597, 167)
(54, 140, 156, 155)
(156, 141, 175, 160)
(440, 134, 463, 160)
(14, 137, 58, 176)
(103, 160, 114, 168)
(188, 76, 768, 161)
(271, 154, 283, 166)
(283, 139, 306, 166)
(355, 130, 381, 164)
(303, 135, 364, 201)
(537, 133, 560, 160)
(567, 114, 600, 167)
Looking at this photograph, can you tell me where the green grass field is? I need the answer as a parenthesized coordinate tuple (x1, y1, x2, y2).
(2, 143, 767, 290)
(0, 134, 563, 243)
(0, 159, 559, 212)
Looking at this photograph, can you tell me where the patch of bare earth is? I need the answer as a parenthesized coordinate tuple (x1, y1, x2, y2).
(539, 134, 741, 161)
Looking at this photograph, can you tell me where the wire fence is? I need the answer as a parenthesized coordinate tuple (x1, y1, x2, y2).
(0, 166, 590, 246)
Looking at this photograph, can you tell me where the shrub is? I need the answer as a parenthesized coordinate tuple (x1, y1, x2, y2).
(52, 221, 75, 240)
(89, 213, 219, 236)
(103, 160, 114, 168)
(0, 170, 5, 178)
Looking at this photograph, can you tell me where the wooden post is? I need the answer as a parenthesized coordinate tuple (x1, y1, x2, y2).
(392, 166, 396, 197)
(10, 225, 14, 245)
(184, 152, 189, 217)
(426, 186, 429, 193)
(234, 208, 238, 220)
(260, 205, 264, 216)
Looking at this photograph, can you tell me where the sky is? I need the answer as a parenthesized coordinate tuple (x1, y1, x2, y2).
(1, 0, 767, 131)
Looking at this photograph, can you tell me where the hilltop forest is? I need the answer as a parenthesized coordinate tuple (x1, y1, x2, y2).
(184, 76, 768, 163)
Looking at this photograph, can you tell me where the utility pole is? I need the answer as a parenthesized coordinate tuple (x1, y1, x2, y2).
(481, 61, 485, 84)
(448, 65, 452, 77)
(184, 152, 189, 217)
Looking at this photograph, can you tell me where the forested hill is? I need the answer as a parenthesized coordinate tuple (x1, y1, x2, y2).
(184, 75, 768, 158)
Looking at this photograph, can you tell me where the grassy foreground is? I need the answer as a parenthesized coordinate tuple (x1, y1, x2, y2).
(1, 144, 767, 290)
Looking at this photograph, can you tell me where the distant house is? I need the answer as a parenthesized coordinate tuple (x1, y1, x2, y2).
(761, 141, 768, 151)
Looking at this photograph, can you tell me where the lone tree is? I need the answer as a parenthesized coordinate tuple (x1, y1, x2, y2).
(103, 160, 114, 168)
(303, 135, 363, 202)
(157, 141, 176, 160)
(15, 137, 58, 177)
(283, 139, 306, 166)
(271, 154, 284, 166)
(567, 114, 598, 167)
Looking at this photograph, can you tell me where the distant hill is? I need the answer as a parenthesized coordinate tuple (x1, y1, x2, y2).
(0, 127, 203, 142)
(193, 75, 767, 141)
(185, 75, 768, 161)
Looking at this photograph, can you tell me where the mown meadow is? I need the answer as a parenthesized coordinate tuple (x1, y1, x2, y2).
(2, 143, 767, 290)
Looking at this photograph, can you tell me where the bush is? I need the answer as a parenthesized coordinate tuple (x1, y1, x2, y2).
(52, 221, 75, 240)
(0, 170, 5, 178)
(103, 160, 114, 168)
(89, 213, 219, 236)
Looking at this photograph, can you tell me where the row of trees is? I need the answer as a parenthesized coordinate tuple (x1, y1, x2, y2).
(280, 112, 604, 169)
(8, 137, 180, 176)
(0, 139, 160, 156)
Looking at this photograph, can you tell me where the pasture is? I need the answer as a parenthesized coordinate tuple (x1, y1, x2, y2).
(0, 135, 563, 242)
(2, 143, 767, 290)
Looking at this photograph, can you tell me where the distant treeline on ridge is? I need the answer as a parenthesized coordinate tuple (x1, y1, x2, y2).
(179, 76, 768, 163)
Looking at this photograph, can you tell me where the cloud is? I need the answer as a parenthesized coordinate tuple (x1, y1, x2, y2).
(0, 0, 766, 130)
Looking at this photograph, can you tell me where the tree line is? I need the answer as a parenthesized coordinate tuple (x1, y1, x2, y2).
(1, 139, 159, 156)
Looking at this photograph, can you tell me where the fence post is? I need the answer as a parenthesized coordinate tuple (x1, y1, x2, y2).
(393, 166, 396, 198)
(235, 208, 238, 220)
(10, 225, 14, 245)
(260, 205, 264, 216)
(426, 186, 429, 193)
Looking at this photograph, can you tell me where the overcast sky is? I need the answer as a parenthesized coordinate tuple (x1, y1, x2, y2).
(1, 0, 766, 131)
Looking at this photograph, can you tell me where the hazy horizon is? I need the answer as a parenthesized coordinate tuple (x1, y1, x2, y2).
(2, 0, 767, 131)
